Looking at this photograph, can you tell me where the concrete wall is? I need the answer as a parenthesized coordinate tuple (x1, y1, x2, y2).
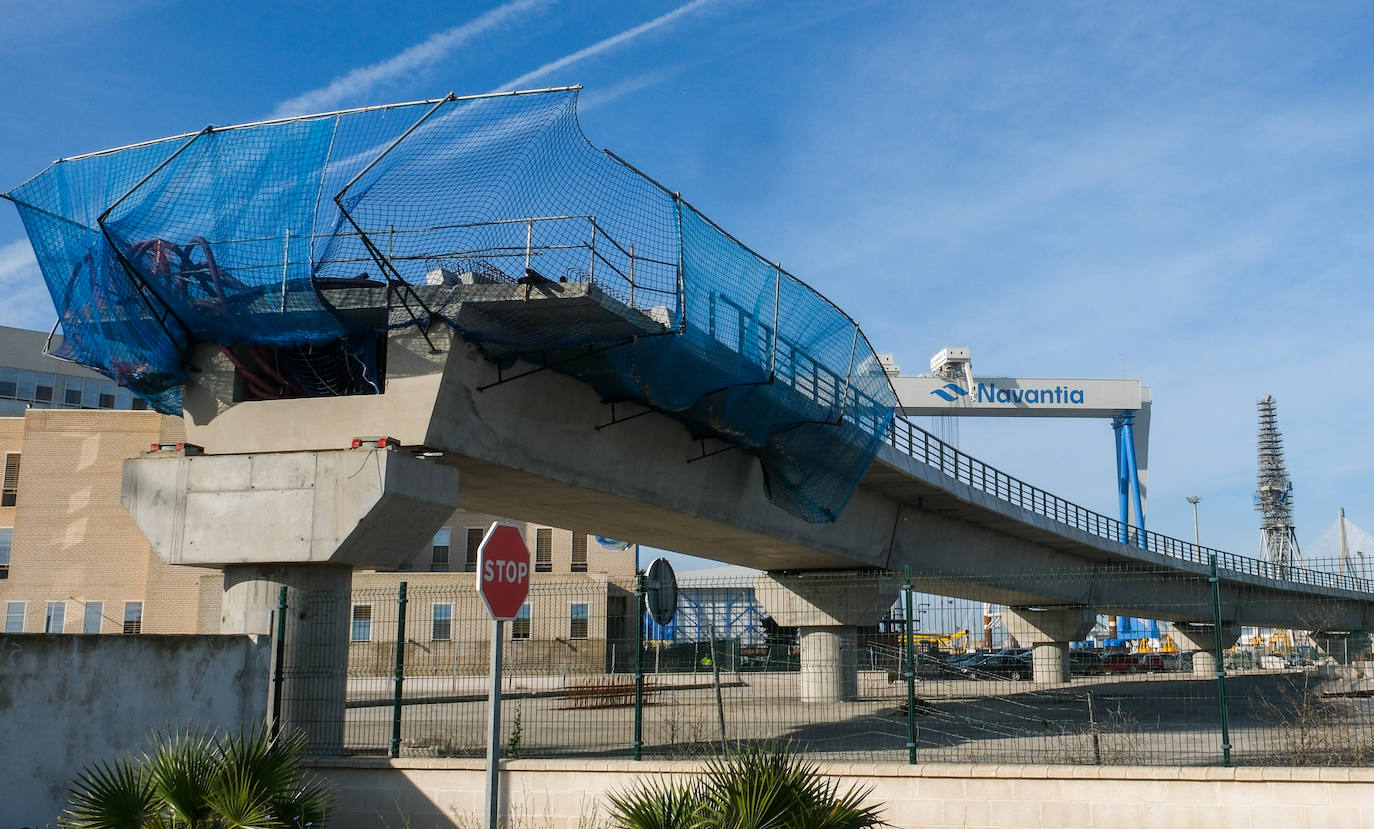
(314, 757, 1374, 829)
(0, 633, 270, 828)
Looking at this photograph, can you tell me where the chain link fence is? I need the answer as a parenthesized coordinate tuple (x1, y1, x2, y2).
(273, 563, 1374, 767)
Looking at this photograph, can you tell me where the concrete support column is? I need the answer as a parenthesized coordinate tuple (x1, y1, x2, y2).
(1169, 622, 1241, 679)
(1004, 607, 1095, 684)
(799, 626, 859, 703)
(755, 573, 897, 703)
(1191, 650, 1219, 680)
(223, 563, 352, 755)
(1031, 643, 1069, 684)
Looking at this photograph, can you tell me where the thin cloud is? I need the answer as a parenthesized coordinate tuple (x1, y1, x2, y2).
(578, 63, 706, 112)
(0, 238, 38, 285)
(496, 0, 719, 92)
(0, 237, 56, 330)
(272, 0, 552, 119)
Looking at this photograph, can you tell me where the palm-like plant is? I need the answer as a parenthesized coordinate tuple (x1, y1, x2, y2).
(63, 727, 335, 829)
(607, 744, 887, 829)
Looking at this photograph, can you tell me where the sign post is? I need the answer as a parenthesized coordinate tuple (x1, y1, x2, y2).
(476, 522, 531, 829)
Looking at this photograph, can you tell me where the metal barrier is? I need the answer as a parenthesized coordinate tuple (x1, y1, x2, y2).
(276, 565, 1374, 767)
(886, 417, 1374, 594)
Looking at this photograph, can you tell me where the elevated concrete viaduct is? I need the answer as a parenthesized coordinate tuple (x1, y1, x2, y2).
(164, 327, 1374, 631)
(120, 327, 1374, 742)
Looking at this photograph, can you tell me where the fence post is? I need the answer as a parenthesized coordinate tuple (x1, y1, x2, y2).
(903, 566, 918, 764)
(1209, 555, 1232, 766)
(633, 570, 645, 760)
(390, 581, 408, 759)
(589, 220, 597, 284)
(270, 586, 288, 738)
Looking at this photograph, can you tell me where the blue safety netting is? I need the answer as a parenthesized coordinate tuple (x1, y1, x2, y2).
(4, 88, 896, 522)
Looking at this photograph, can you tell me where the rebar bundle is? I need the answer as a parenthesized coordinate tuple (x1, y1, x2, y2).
(1255, 395, 1301, 570)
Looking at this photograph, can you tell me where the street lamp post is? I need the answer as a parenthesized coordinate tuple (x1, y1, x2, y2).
(1186, 496, 1201, 549)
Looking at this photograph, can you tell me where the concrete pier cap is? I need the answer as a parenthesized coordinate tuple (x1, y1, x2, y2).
(1004, 607, 1096, 684)
(122, 447, 460, 569)
(1168, 622, 1241, 678)
(755, 572, 899, 703)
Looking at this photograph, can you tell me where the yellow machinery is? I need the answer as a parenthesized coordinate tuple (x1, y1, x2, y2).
(907, 629, 970, 653)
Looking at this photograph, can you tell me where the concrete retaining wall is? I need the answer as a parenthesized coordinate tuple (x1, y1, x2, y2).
(315, 757, 1374, 829)
(0, 634, 270, 828)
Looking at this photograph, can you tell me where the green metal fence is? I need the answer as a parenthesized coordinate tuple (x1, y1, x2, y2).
(273, 563, 1374, 766)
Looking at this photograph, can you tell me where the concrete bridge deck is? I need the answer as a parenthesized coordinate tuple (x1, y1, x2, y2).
(169, 327, 1374, 633)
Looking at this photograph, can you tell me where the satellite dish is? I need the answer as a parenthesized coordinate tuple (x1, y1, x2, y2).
(595, 536, 633, 551)
(644, 557, 678, 627)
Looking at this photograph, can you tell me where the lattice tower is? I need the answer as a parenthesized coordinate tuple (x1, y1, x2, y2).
(1255, 395, 1302, 569)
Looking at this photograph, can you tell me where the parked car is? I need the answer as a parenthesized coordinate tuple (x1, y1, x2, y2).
(1136, 653, 1165, 672)
(1102, 652, 1164, 673)
(1160, 651, 1194, 672)
(1069, 651, 1105, 675)
(958, 652, 1033, 681)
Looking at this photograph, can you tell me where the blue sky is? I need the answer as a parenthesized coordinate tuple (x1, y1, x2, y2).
(2, 1, 1372, 567)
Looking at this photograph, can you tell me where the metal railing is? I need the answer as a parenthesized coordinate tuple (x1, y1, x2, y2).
(885, 416, 1374, 595)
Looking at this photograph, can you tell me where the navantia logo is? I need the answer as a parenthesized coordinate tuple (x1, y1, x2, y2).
(929, 382, 1089, 405)
(929, 383, 969, 402)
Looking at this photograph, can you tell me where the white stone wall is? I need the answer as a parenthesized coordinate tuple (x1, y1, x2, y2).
(0, 633, 270, 828)
(314, 757, 1374, 829)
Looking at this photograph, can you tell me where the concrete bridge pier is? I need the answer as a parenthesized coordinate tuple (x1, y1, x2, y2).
(123, 446, 460, 753)
(1169, 622, 1241, 678)
(222, 563, 352, 751)
(1005, 607, 1096, 683)
(755, 573, 898, 702)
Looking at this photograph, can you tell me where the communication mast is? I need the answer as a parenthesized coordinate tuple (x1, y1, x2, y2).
(1255, 395, 1301, 571)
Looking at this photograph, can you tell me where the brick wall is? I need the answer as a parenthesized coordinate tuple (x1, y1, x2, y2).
(0, 410, 211, 634)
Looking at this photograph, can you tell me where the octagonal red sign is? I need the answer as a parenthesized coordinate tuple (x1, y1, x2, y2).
(475, 522, 531, 621)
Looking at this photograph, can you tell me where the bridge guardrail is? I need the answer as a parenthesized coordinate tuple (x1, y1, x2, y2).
(885, 416, 1373, 595)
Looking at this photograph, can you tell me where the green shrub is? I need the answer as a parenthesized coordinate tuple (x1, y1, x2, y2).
(63, 727, 335, 829)
(607, 744, 886, 829)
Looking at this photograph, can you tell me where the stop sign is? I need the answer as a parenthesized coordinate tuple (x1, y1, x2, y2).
(475, 522, 531, 620)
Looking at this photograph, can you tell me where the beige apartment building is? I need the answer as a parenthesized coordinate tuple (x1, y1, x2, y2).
(0, 407, 636, 649)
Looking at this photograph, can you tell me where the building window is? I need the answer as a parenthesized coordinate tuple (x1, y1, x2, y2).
(570, 603, 589, 640)
(34, 373, 53, 403)
(84, 602, 103, 634)
(351, 604, 372, 641)
(45, 601, 65, 634)
(536, 528, 552, 572)
(98, 381, 116, 409)
(4, 601, 24, 633)
(64, 383, 82, 406)
(0, 527, 10, 579)
(2, 453, 19, 507)
(0, 367, 16, 398)
(131, 397, 148, 411)
(465, 528, 483, 572)
(431, 528, 451, 572)
(432, 603, 452, 641)
(571, 532, 588, 572)
(512, 603, 532, 640)
(122, 602, 143, 634)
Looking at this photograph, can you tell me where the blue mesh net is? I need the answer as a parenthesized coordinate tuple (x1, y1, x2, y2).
(4, 88, 895, 522)
(9, 137, 194, 412)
